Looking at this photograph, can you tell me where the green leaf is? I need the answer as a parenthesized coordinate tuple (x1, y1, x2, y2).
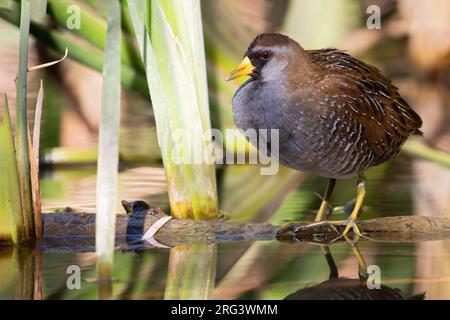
(0, 0, 12, 9)
(0, 95, 24, 243)
(47, 0, 143, 72)
(0, 5, 149, 97)
(403, 140, 450, 169)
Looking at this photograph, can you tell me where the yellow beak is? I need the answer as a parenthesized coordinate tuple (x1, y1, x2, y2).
(226, 56, 255, 81)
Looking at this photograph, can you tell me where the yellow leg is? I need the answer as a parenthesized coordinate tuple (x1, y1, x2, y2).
(321, 242, 368, 281)
(314, 178, 336, 222)
(339, 174, 366, 239)
(277, 175, 367, 240)
(345, 240, 368, 281)
(300, 174, 367, 239)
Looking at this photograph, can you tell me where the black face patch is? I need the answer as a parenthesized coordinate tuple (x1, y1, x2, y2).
(247, 49, 274, 78)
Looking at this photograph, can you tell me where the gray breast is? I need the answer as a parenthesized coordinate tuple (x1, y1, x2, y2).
(232, 80, 372, 179)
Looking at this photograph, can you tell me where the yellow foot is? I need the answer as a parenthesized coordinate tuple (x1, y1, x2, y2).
(277, 220, 342, 242)
(298, 220, 346, 235)
(303, 219, 365, 243)
(331, 218, 377, 244)
(277, 219, 377, 244)
(277, 220, 345, 242)
(301, 218, 367, 243)
(342, 218, 362, 238)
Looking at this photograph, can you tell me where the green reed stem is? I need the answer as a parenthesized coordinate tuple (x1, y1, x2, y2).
(16, 0, 34, 240)
(96, 0, 121, 288)
(128, 0, 218, 220)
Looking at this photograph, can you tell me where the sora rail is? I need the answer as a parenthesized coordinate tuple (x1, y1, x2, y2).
(227, 33, 423, 239)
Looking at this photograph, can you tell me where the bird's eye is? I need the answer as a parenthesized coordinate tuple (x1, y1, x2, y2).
(260, 51, 271, 60)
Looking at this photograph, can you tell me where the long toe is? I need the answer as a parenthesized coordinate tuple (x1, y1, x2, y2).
(277, 221, 309, 239)
(329, 219, 363, 243)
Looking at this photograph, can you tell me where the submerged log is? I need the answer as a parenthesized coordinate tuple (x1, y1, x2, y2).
(276, 216, 450, 243)
(40, 201, 277, 252)
(37, 201, 450, 252)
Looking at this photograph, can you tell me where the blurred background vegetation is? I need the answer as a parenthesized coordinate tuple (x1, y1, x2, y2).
(0, 0, 449, 300)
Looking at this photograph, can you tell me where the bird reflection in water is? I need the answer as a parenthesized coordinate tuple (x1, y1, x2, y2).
(284, 244, 425, 300)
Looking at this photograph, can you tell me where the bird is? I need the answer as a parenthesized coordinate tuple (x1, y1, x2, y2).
(284, 245, 425, 300)
(284, 277, 412, 300)
(227, 33, 423, 239)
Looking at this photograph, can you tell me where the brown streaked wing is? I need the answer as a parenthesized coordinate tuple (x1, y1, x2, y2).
(307, 49, 423, 165)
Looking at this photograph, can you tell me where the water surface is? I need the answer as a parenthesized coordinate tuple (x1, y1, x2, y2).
(1, 154, 449, 300)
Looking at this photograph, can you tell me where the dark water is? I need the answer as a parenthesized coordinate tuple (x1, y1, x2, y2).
(1, 154, 450, 300)
(3, 239, 450, 299)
